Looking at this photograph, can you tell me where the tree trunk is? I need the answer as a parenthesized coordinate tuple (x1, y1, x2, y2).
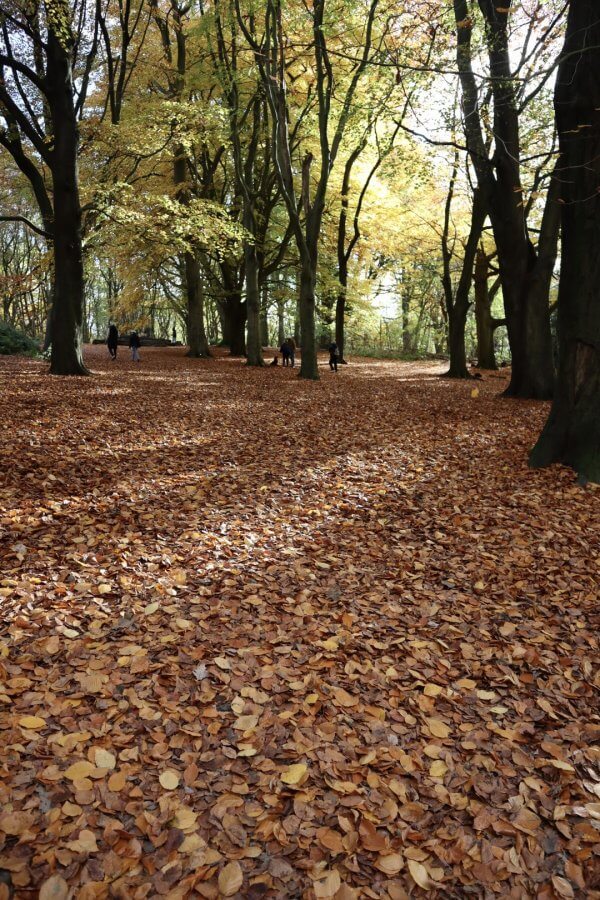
(298, 255, 318, 379)
(47, 30, 88, 376)
(245, 229, 264, 366)
(260, 281, 269, 347)
(530, 0, 600, 482)
(474, 249, 497, 369)
(454, 1, 555, 399)
(335, 288, 347, 364)
(401, 291, 412, 354)
(277, 296, 285, 345)
(221, 295, 246, 356)
(185, 252, 210, 357)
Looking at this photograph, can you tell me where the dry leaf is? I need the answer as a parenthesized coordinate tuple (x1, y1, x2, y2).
(408, 859, 431, 889)
(159, 770, 180, 790)
(280, 763, 308, 785)
(218, 860, 243, 896)
(39, 876, 70, 900)
(18, 715, 46, 729)
(314, 869, 341, 899)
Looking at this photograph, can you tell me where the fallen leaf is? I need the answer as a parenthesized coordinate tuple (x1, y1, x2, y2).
(218, 860, 243, 896)
(280, 763, 308, 785)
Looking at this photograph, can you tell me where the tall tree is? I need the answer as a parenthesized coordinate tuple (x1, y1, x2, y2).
(153, 0, 210, 358)
(453, 0, 562, 398)
(0, 0, 150, 373)
(236, 0, 381, 378)
(530, 0, 600, 482)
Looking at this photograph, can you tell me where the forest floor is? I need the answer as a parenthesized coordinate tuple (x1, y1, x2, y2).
(0, 344, 599, 900)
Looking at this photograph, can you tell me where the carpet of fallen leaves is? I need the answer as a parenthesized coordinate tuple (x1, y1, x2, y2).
(0, 345, 599, 900)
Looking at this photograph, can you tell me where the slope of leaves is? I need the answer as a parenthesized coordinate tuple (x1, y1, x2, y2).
(0, 347, 598, 899)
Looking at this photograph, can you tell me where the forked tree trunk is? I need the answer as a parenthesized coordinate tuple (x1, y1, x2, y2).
(530, 0, 600, 482)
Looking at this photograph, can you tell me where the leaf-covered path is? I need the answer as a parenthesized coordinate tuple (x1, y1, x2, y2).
(0, 347, 598, 899)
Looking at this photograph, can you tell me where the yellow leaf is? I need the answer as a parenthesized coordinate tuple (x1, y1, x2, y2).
(280, 763, 308, 785)
(64, 760, 96, 781)
(320, 638, 339, 651)
(233, 714, 259, 731)
(424, 684, 442, 697)
(408, 858, 431, 889)
(94, 748, 116, 770)
(62, 801, 82, 816)
(173, 805, 198, 831)
(159, 770, 180, 790)
(218, 860, 243, 897)
(18, 715, 46, 730)
(430, 760, 448, 778)
(39, 875, 69, 900)
(425, 718, 451, 739)
(471, 387, 479, 398)
(108, 770, 127, 792)
(97, 583, 111, 594)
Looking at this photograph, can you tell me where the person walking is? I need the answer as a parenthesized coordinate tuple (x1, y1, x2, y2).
(107, 322, 119, 360)
(328, 341, 339, 372)
(129, 330, 141, 362)
(280, 339, 291, 367)
(287, 336, 296, 367)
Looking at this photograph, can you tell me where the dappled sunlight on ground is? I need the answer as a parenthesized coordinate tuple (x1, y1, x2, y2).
(0, 345, 598, 897)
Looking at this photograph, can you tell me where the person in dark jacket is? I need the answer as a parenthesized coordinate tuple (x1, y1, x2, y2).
(129, 330, 141, 362)
(328, 341, 339, 372)
(107, 323, 119, 359)
(287, 336, 296, 367)
(280, 340, 291, 367)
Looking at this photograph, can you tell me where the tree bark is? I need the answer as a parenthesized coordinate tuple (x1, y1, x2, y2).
(244, 215, 264, 366)
(454, 0, 555, 398)
(298, 254, 318, 379)
(260, 280, 269, 346)
(221, 294, 246, 356)
(530, 0, 600, 482)
(185, 252, 210, 357)
(474, 249, 498, 369)
(47, 29, 88, 376)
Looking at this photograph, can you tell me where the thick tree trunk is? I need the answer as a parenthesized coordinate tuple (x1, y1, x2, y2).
(454, 1, 555, 399)
(298, 255, 318, 379)
(446, 315, 470, 377)
(222, 295, 246, 356)
(530, 0, 600, 482)
(474, 249, 497, 369)
(185, 252, 210, 358)
(47, 30, 88, 376)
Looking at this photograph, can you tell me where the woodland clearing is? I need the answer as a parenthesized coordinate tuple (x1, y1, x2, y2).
(0, 346, 598, 898)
